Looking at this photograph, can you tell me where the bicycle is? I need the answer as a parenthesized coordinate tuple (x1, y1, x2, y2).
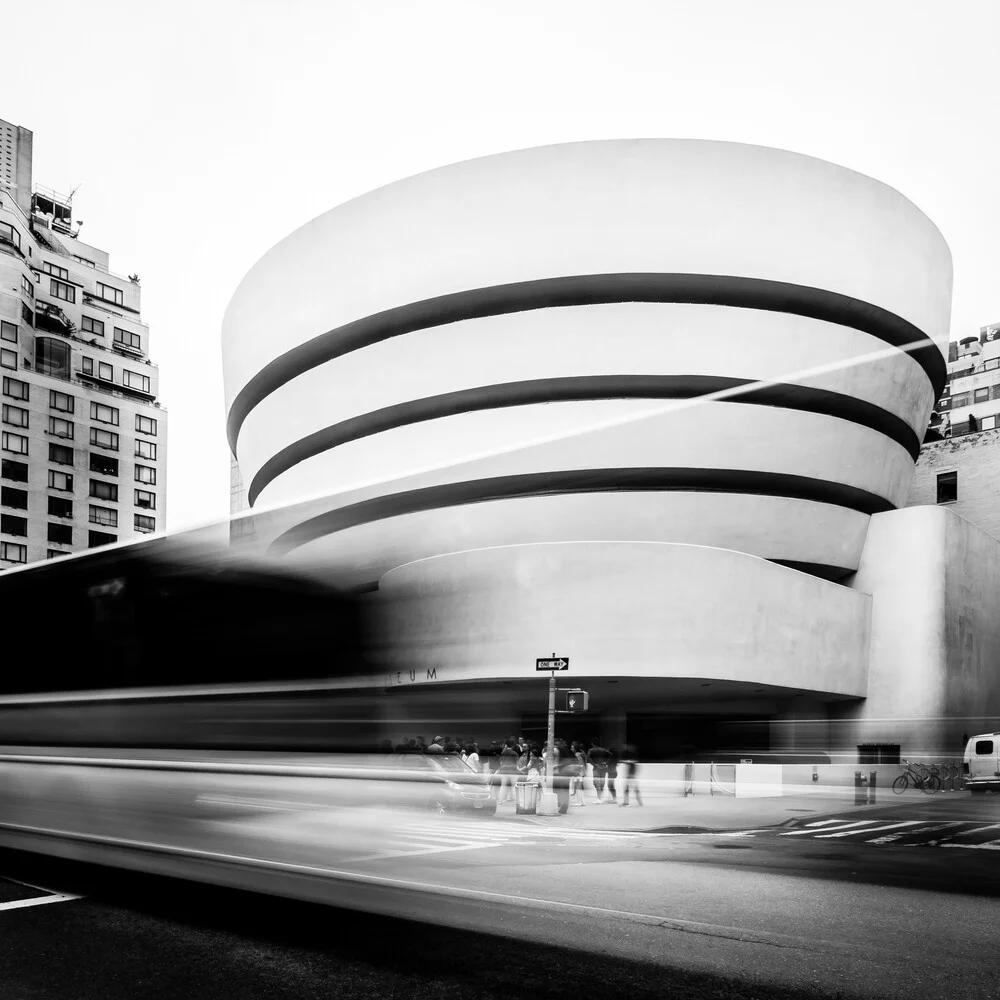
(892, 759, 941, 794)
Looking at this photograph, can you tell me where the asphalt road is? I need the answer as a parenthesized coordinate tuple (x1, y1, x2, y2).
(2, 801, 998, 1000)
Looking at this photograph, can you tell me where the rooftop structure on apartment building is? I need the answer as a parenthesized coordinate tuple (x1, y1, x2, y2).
(0, 116, 165, 567)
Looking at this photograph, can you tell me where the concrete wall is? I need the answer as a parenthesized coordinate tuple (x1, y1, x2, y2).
(374, 541, 871, 696)
(848, 506, 1000, 755)
(907, 430, 1000, 540)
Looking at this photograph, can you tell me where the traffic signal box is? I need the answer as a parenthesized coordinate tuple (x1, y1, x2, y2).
(557, 690, 589, 712)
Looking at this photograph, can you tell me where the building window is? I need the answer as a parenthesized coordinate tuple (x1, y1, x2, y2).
(48, 495, 73, 518)
(135, 464, 156, 485)
(0, 541, 26, 563)
(857, 744, 901, 765)
(90, 427, 119, 451)
(90, 401, 119, 426)
(98, 361, 113, 381)
(135, 440, 157, 460)
(2, 404, 28, 428)
(48, 443, 73, 465)
(1, 486, 27, 509)
(35, 337, 71, 378)
(0, 348, 16, 370)
(123, 370, 150, 393)
(88, 529, 117, 548)
(2, 459, 28, 482)
(1, 513, 27, 536)
(96, 282, 123, 306)
(2, 376, 28, 401)
(90, 453, 118, 477)
(49, 389, 74, 413)
(48, 470, 72, 491)
(134, 488, 155, 509)
(0, 221, 21, 250)
(49, 278, 76, 303)
(42, 261, 69, 279)
(48, 415, 73, 439)
(951, 392, 971, 408)
(81, 356, 93, 375)
(134, 513, 155, 534)
(21, 275, 33, 299)
(974, 387, 990, 403)
(47, 522, 72, 545)
(135, 414, 157, 436)
(2, 432, 27, 455)
(89, 479, 118, 502)
(0, 320, 16, 343)
(983, 415, 998, 431)
(114, 327, 141, 349)
(81, 315, 104, 337)
(89, 504, 118, 527)
(936, 471, 958, 504)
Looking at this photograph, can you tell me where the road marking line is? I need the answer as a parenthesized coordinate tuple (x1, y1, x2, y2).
(779, 820, 879, 837)
(804, 820, 851, 827)
(0, 821, 855, 955)
(816, 821, 924, 839)
(935, 823, 1000, 840)
(939, 841, 1000, 850)
(867, 822, 964, 845)
(342, 841, 511, 862)
(0, 893, 82, 911)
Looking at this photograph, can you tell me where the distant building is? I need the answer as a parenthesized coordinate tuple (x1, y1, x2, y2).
(0, 116, 166, 567)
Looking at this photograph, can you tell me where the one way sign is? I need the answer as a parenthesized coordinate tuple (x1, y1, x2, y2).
(536, 657, 569, 671)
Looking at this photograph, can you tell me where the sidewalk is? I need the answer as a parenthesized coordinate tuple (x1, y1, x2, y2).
(493, 784, 967, 832)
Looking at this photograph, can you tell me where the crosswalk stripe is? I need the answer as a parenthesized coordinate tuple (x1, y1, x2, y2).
(0, 893, 82, 911)
(868, 821, 963, 845)
(779, 820, 879, 837)
(936, 823, 1000, 841)
(939, 839, 1000, 850)
(814, 821, 923, 839)
(708, 818, 1000, 847)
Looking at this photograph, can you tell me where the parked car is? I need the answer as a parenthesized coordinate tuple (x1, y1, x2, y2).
(963, 733, 1000, 794)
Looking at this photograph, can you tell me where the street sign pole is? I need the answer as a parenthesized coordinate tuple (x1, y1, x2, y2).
(545, 671, 556, 788)
(536, 652, 563, 817)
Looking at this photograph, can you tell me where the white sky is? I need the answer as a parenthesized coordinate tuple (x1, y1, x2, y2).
(3, 0, 999, 532)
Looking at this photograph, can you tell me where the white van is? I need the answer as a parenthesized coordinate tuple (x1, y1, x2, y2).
(963, 733, 1000, 794)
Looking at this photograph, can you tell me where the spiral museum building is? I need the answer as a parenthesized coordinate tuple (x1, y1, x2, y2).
(222, 139, 1000, 760)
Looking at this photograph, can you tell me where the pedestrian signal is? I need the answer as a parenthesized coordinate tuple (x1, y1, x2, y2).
(557, 690, 589, 712)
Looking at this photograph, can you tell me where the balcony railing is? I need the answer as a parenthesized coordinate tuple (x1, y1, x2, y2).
(22, 360, 161, 408)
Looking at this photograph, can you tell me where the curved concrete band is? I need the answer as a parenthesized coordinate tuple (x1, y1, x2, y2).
(223, 139, 951, 609)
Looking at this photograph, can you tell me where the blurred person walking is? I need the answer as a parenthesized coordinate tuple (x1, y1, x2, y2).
(497, 739, 520, 805)
(607, 745, 620, 804)
(427, 736, 445, 754)
(587, 738, 613, 803)
(553, 739, 578, 815)
(570, 742, 588, 805)
(620, 744, 643, 806)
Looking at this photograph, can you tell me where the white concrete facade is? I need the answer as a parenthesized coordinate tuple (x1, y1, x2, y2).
(221, 139, 983, 761)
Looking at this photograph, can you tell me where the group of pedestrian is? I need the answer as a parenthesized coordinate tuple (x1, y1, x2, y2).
(386, 734, 643, 813)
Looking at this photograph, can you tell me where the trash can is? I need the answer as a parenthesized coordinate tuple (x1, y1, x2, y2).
(515, 780, 539, 815)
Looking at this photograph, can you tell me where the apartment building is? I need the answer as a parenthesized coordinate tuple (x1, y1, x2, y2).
(0, 116, 165, 567)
